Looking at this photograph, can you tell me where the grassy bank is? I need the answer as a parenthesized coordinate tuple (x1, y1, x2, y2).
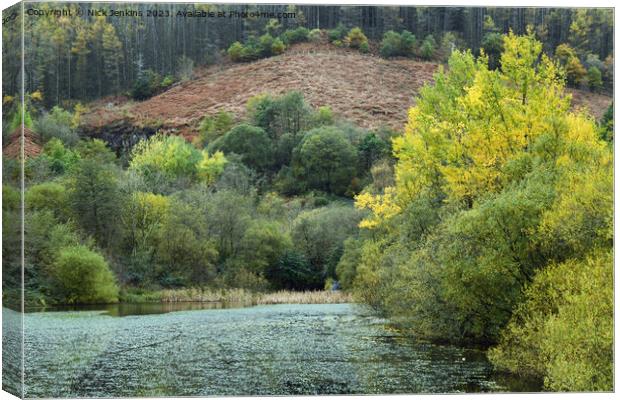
(120, 288, 353, 305)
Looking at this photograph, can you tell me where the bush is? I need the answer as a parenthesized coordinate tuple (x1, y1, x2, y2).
(587, 66, 603, 91)
(196, 111, 235, 147)
(328, 24, 347, 43)
(208, 124, 273, 172)
(359, 42, 369, 54)
(490, 250, 612, 391)
(25, 182, 69, 220)
(50, 245, 119, 304)
(345, 27, 368, 50)
(258, 34, 275, 57)
(35, 106, 79, 146)
(420, 35, 436, 60)
(271, 38, 286, 55)
(161, 75, 175, 88)
(380, 31, 402, 58)
(380, 30, 417, 58)
(41, 138, 80, 175)
(281, 27, 309, 45)
(308, 28, 322, 42)
(129, 134, 202, 184)
(227, 41, 244, 62)
(566, 57, 587, 86)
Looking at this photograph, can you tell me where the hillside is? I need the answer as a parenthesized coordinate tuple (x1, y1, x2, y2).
(81, 42, 612, 140)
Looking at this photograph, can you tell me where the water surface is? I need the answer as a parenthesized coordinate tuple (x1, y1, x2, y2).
(3, 303, 541, 397)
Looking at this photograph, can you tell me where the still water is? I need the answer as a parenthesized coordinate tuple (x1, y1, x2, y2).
(3, 303, 541, 397)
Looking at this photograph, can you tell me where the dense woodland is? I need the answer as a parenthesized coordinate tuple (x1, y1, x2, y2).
(1, 4, 614, 105)
(2, 3, 615, 393)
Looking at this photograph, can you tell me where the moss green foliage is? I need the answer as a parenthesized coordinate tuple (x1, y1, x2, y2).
(208, 124, 273, 172)
(228, 27, 311, 63)
(50, 245, 119, 304)
(293, 126, 358, 195)
(41, 138, 80, 174)
(196, 111, 235, 147)
(281, 27, 310, 45)
(420, 35, 436, 60)
(489, 249, 613, 391)
(380, 30, 416, 58)
(348, 32, 612, 390)
(587, 66, 603, 91)
(328, 24, 347, 43)
(25, 182, 70, 220)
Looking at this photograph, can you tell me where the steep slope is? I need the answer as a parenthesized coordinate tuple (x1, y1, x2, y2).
(81, 43, 437, 138)
(81, 42, 612, 140)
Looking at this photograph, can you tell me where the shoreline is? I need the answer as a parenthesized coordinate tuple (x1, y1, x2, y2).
(6, 288, 354, 310)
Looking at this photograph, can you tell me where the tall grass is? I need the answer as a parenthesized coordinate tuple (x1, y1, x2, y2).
(121, 287, 353, 305)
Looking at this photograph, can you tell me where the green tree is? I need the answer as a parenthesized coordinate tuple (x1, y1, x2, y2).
(294, 126, 357, 195)
(68, 159, 122, 247)
(49, 245, 119, 304)
(208, 124, 273, 172)
(129, 134, 202, 188)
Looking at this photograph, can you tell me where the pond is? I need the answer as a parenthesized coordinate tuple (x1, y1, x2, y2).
(3, 303, 541, 397)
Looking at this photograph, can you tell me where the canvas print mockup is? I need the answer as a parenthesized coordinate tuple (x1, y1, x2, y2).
(1, 2, 614, 397)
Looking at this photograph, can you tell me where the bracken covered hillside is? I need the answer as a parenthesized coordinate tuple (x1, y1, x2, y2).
(81, 42, 612, 140)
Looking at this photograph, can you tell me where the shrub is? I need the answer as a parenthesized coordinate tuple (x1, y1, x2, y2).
(259, 34, 275, 57)
(346, 27, 368, 50)
(35, 106, 79, 146)
(129, 134, 202, 183)
(490, 250, 612, 391)
(328, 24, 347, 42)
(25, 182, 69, 220)
(208, 124, 273, 172)
(309, 28, 322, 42)
(196, 111, 235, 147)
(566, 57, 587, 86)
(281, 27, 309, 44)
(587, 66, 603, 91)
(161, 75, 175, 88)
(420, 35, 436, 60)
(380, 31, 401, 57)
(50, 245, 119, 304)
(41, 138, 80, 175)
(380, 30, 416, 58)
(359, 42, 369, 54)
(271, 38, 286, 55)
(227, 41, 244, 62)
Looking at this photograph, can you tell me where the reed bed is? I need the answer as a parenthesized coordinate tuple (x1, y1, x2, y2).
(123, 287, 353, 305)
(255, 290, 353, 305)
